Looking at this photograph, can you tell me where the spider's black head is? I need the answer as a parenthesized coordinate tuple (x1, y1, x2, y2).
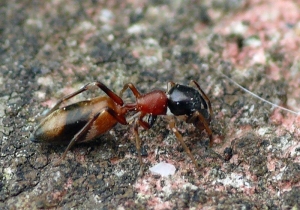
(167, 84, 210, 119)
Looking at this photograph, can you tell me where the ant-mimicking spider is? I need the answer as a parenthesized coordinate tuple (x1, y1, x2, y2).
(30, 80, 213, 169)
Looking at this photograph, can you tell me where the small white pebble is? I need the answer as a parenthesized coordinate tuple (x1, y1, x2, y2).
(149, 162, 176, 177)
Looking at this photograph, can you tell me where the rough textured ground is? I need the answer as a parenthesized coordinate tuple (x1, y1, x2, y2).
(1, 0, 300, 209)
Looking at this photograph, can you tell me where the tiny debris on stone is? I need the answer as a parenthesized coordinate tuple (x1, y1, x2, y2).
(149, 162, 176, 177)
